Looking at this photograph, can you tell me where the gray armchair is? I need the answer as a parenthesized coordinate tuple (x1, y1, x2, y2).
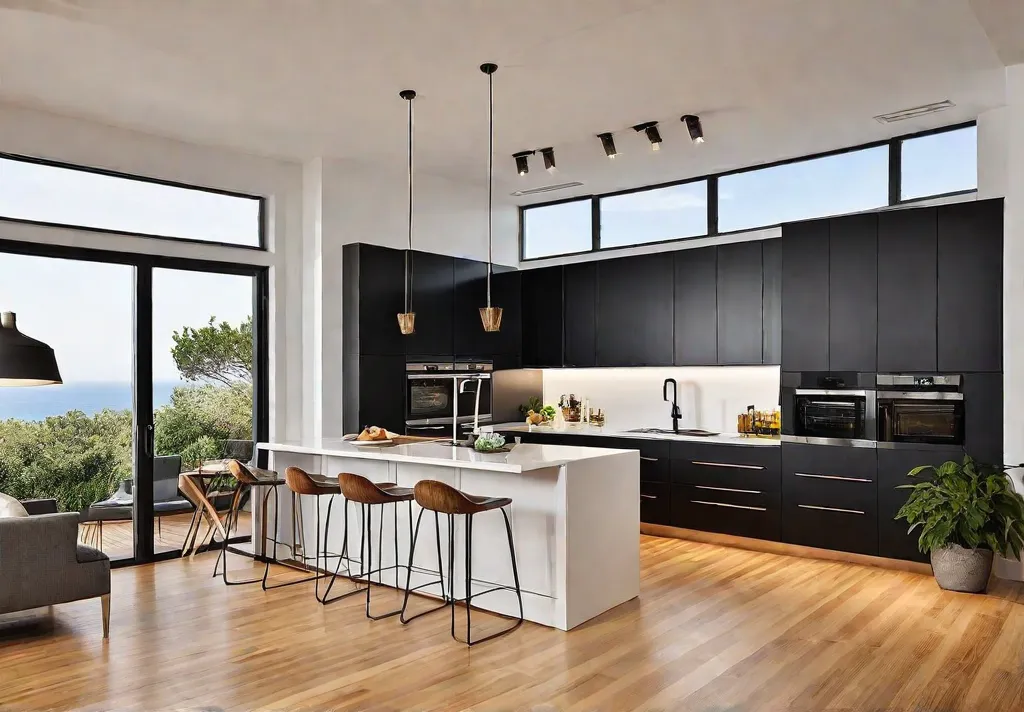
(0, 511, 111, 637)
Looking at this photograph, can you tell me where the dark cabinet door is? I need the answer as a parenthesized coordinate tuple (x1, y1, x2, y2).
(343, 354, 406, 435)
(782, 219, 830, 371)
(641, 482, 671, 526)
(877, 446, 963, 563)
(490, 266, 522, 357)
(453, 258, 488, 358)
(404, 250, 454, 359)
(937, 200, 1002, 373)
(344, 244, 406, 357)
(762, 239, 782, 365)
(964, 372, 1003, 464)
(717, 241, 763, 365)
(674, 246, 718, 365)
(877, 207, 937, 372)
(563, 262, 597, 367)
(596, 254, 675, 366)
(521, 266, 564, 367)
(828, 213, 877, 372)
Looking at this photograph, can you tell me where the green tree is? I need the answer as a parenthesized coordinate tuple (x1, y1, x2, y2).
(171, 316, 252, 386)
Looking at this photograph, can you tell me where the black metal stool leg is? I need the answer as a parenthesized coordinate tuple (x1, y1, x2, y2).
(317, 496, 367, 605)
(400, 506, 450, 624)
(461, 506, 524, 646)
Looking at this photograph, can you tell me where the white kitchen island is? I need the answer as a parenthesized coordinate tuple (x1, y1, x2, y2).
(256, 439, 640, 631)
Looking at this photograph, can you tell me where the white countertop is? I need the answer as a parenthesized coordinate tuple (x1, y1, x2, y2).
(485, 422, 782, 447)
(257, 439, 636, 473)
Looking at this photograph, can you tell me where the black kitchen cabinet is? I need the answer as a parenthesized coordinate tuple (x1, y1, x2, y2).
(596, 253, 674, 366)
(762, 239, 782, 365)
(641, 482, 671, 526)
(521, 266, 564, 367)
(937, 200, 1002, 373)
(491, 266, 522, 358)
(404, 250, 454, 359)
(717, 241, 763, 365)
(829, 213, 877, 372)
(964, 372, 1003, 464)
(563, 262, 598, 367)
(454, 259, 521, 359)
(343, 354, 406, 435)
(877, 208, 937, 373)
(877, 445, 963, 563)
(343, 243, 406, 357)
(782, 219, 830, 372)
(674, 246, 718, 365)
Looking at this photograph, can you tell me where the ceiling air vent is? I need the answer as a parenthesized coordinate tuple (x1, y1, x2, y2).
(874, 100, 955, 124)
(511, 181, 584, 197)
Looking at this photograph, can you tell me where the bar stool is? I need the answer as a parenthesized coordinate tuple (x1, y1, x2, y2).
(332, 473, 416, 619)
(283, 467, 353, 604)
(214, 460, 319, 590)
(400, 479, 524, 646)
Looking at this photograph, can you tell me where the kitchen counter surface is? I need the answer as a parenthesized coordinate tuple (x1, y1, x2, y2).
(257, 438, 635, 473)
(485, 422, 782, 447)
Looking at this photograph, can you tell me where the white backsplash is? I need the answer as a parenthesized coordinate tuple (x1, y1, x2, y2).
(540, 366, 781, 434)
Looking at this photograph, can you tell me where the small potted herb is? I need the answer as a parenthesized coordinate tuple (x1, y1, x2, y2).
(896, 455, 1024, 593)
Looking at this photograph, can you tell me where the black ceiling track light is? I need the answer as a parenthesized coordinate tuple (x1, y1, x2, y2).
(512, 150, 534, 176)
(597, 132, 617, 158)
(633, 121, 662, 151)
(681, 114, 704, 144)
(540, 147, 556, 173)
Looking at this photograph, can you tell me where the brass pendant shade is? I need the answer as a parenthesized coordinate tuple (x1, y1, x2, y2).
(398, 89, 417, 335)
(479, 62, 501, 333)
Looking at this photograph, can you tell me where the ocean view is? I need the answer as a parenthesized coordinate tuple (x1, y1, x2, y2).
(0, 381, 184, 421)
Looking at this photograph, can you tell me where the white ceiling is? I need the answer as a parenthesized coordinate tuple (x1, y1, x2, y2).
(0, 0, 1019, 203)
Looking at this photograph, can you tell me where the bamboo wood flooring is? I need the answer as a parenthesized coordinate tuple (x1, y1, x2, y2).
(2, 535, 1024, 711)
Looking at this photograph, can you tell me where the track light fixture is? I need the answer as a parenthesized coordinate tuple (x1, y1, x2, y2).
(597, 132, 617, 159)
(512, 150, 534, 176)
(540, 147, 556, 173)
(681, 114, 704, 144)
(633, 121, 662, 151)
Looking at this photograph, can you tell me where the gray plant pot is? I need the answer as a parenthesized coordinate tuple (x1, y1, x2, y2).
(930, 544, 994, 593)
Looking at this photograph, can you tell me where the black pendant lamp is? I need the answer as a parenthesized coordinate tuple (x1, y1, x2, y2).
(0, 312, 62, 386)
(479, 62, 502, 333)
(397, 89, 417, 335)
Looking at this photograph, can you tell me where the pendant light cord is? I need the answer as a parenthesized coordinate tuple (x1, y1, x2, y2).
(406, 93, 414, 313)
(486, 67, 494, 306)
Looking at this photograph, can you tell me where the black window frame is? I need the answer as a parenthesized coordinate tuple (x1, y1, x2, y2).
(0, 151, 267, 251)
(519, 120, 977, 262)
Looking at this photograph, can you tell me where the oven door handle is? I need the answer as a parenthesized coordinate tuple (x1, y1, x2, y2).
(794, 389, 870, 397)
(876, 391, 963, 401)
(806, 401, 856, 407)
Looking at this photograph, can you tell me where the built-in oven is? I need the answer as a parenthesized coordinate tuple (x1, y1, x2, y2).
(781, 372, 876, 447)
(405, 361, 492, 437)
(877, 374, 963, 447)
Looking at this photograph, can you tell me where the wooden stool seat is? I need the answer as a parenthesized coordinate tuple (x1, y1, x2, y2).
(227, 460, 285, 486)
(413, 480, 512, 515)
(339, 473, 414, 505)
(285, 467, 341, 496)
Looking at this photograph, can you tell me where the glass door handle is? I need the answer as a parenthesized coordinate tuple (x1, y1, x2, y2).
(142, 424, 155, 457)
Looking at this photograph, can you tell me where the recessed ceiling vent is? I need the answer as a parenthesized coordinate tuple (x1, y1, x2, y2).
(510, 181, 584, 197)
(874, 100, 955, 124)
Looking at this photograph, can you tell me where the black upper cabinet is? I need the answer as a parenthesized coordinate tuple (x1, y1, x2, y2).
(404, 250, 454, 359)
(877, 208, 937, 373)
(762, 239, 782, 365)
(343, 243, 406, 357)
(563, 262, 598, 367)
(673, 247, 717, 365)
(453, 259, 521, 359)
(937, 200, 1002, 373)
(521, 266, 564, 368)
(717, 241, 763, 365)
(597, 253, 674, 366)
(782, 219, 830, 371)
(828, 213, 877, 372)
(491, 266, 522, 358)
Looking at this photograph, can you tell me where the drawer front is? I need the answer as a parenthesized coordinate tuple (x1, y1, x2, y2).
(672, 443, 781, 492)
(640, 481, 671, 525)
(782, 471, 878, 515)
(782, 442, 876, 482)
(672, 485, 780, 541)
(781, 502, 878, 556)
(634, 440, 671, 483)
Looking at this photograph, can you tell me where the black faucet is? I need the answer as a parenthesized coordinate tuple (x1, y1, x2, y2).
(663, 378, 681, 434)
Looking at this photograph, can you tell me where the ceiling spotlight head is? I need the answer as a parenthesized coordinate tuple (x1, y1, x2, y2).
(681, 114, 704, 144)
(513, 150, 534, 176)
(634, 121, 662, 151)
(597, 132, 617, 159)
(399, 89, 416, 100)
(540, 147, 556, 173)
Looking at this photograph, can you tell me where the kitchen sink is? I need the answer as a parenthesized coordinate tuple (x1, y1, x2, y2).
(627, 428, 719, 436)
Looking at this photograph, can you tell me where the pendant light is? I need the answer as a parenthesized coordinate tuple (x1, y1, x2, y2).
(479, 62, 502, 333)
(0, 312, 62, 386)
(397, 89, 417, 335)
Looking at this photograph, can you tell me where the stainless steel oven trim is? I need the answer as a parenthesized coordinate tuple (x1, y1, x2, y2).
(406, 415, 492, 427)
(781, 435, 877, 448)
(406, 362, 455, 372)
(408, 373, 460, 381)
(793, 389, 872, 397)
(876, 391, 963, 401)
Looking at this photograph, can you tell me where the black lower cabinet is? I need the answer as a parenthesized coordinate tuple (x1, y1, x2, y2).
(781, 443, 877, 556)
(641, 482, 671, 525)
(877, 446, 963, 563)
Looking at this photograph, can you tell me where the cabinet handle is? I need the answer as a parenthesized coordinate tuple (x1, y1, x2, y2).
(640, 456, 659, 462)
(797, 504, 865, 515)
(640, 494, 658, 500)
(795, 472, 873, 483)
(413, 426, 447, 431)
(691, 500, 767, 512)
(692, 460, 765, 471)
(695, 485, 761, 495)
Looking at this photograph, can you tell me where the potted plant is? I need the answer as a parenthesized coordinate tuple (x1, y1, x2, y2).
(896, 455, 1024, 593)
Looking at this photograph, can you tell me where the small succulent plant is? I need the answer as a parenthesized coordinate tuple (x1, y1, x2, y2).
(474, 433, 506, 452)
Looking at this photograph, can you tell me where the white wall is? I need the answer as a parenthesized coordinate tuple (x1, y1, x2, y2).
(540, 366, 780, 434)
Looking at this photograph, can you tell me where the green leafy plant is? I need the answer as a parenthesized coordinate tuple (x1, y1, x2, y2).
(519, 396, 544, 418)
(896, 455, 1024, 559)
